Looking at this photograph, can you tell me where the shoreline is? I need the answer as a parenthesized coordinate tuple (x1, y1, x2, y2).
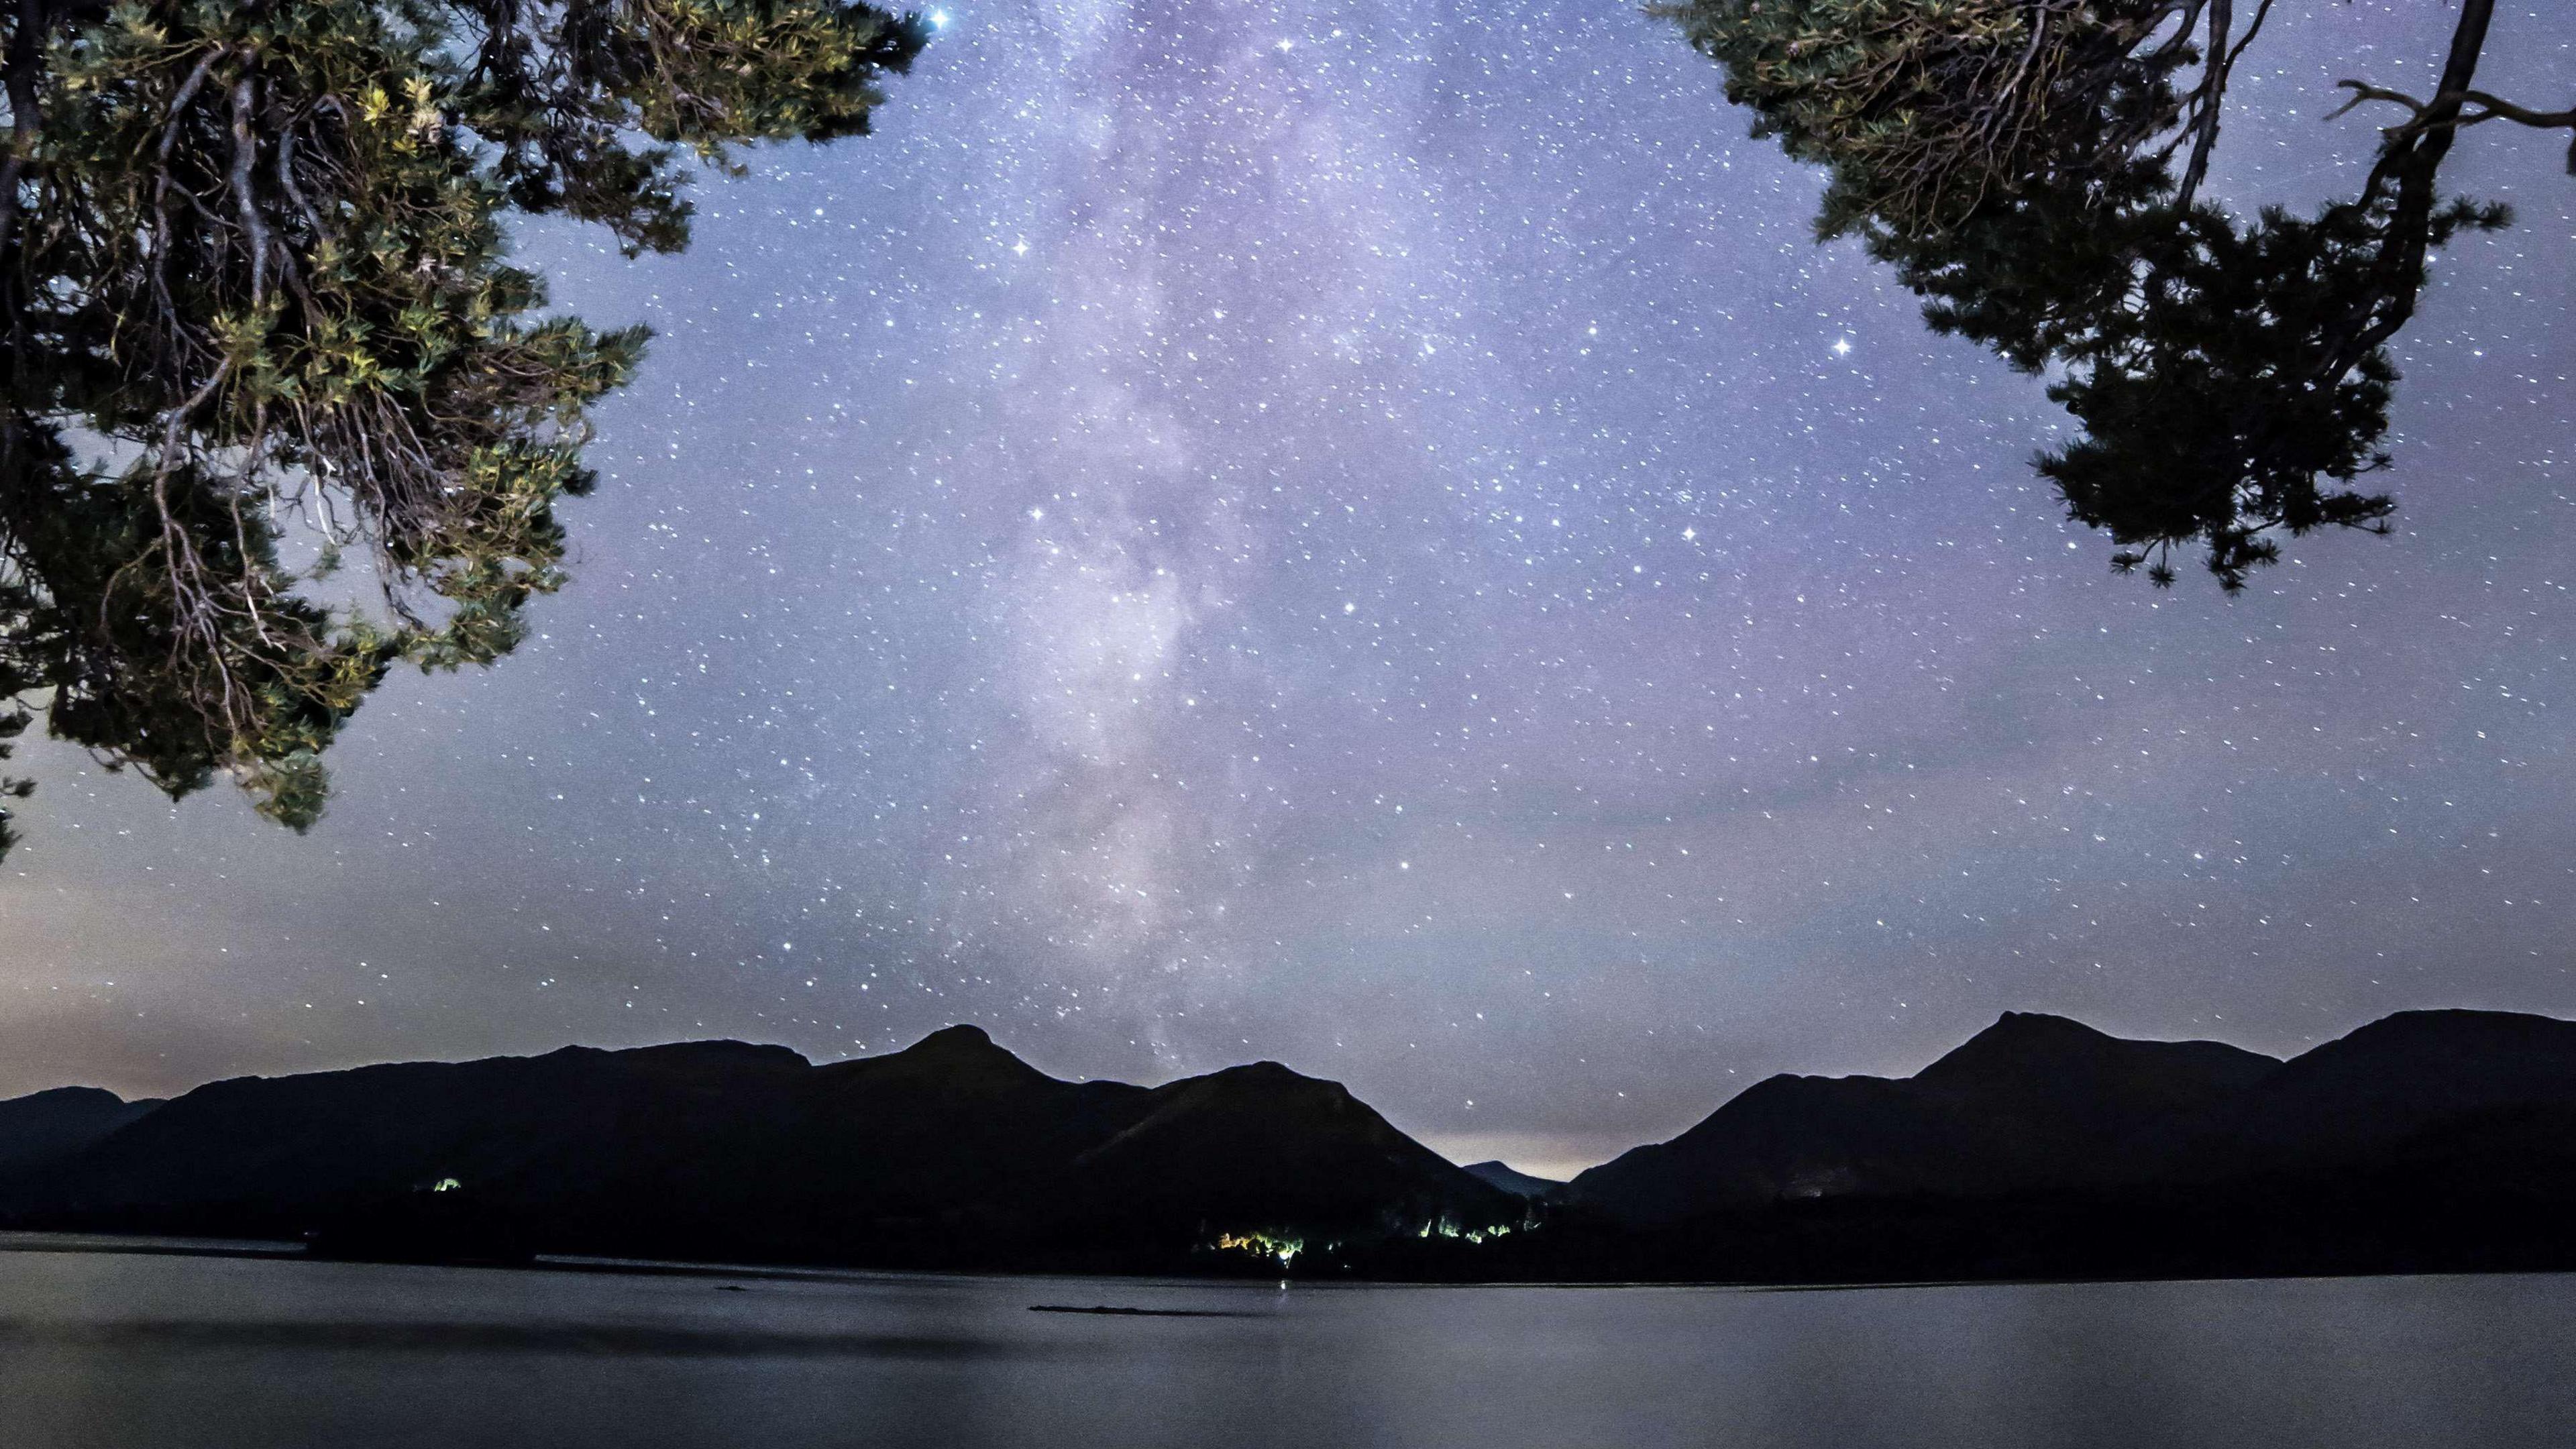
(7, 1228, 2569, 1295)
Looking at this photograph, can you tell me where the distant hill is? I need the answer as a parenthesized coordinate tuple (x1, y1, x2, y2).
(1462, 1161, 1562, 1198)
(0, 1087, 162, 1173)
(1057, 1061, 1503, 1241)
(1465, 1006, 2576, 1285)
(0, 1026, 1514, 1269)
(1566, 1012, 2280, 1225)
(11, 1008, 2576, 1283)
(2153, 1008, 2576, 1183)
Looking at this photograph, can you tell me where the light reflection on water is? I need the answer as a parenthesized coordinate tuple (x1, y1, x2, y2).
(4, 1244, 2571, 1448)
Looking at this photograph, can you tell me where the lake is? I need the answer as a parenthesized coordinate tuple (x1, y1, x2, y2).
(3, 1238, 2570, 1448)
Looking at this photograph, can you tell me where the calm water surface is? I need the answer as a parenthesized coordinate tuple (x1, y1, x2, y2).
(2, 1239, 2569, 1448)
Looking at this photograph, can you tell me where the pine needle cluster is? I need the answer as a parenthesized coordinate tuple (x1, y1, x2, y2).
(0, 0, 925, 854)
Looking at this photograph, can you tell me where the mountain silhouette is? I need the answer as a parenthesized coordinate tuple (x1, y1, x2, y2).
(1056, 1061, 1502, 1238)
(2165, 1008, 2576, 1171)
(0, 1026, 1511, 1269)
(1566, 1012, 2277, 1224)
(11, 1007, 2576, 1283)
(1468, 1006, 2576, 1285)
(0, 1086, 162, 1172)
(1463, 1161, 1562, 1198)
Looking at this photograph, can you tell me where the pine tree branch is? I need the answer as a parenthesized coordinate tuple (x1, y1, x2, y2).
(2332, 78, 2572, 132)
(0, 0, 56, 346)
(2342, 0, 2494, 362)
(2175, 0, 2233, 208)
(2331, 76, 2576, 175)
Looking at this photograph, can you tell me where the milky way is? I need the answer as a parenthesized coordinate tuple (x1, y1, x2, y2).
(3, 2, 2571, 1175)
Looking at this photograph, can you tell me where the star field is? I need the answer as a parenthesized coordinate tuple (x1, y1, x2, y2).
(2, 2, 2571, 1177)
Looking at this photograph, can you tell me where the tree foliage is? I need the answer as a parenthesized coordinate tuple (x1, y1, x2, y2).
(1662, 0, 2202, 239)
(1660, 0, 2569, 590)
(0, 0, 925, 857)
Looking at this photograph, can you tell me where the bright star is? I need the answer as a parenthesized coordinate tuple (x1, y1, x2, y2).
(1831, 337, 1854, 356)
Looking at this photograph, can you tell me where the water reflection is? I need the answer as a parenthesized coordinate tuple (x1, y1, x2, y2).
(4, 1246, 2571, 1449)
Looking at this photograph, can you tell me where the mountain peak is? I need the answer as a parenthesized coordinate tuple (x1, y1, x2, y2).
(0, 1084, 163, 1173)
(1915, 1011, 2278, 1099)
(907, 1024, 997, 1053)
(614, 1039, 810, 1071)
(12, 1084, 130, 1108)
(844, 1023, 1053, 1091)
(1915, 1012, 2118, 1083)
(1462, 1159, 1562, 1198)
(2329, 1007, 2576, 1051)
(1179, 1060, 1362, 1106)
(2263, 1008, 2576, 1103)
(1984, 1010, 2106, 1039)
(1216, 1059, 1308, 1082)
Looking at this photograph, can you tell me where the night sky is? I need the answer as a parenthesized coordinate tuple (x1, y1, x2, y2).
(3, 3, 2570, 1177)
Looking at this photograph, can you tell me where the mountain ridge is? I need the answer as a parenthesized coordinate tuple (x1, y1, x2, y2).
(1462, 1161, 1562, 1198)
(9, 1006, 2576, 1283)
(0, 1086, 164, 1173)
(0, 1026, 1515, 1269)
(1565, 1010, 2285, 1224)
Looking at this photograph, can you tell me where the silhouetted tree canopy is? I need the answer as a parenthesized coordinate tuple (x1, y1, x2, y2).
(0, 0, 926, 857)
(1659, 0, 2573, 590)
